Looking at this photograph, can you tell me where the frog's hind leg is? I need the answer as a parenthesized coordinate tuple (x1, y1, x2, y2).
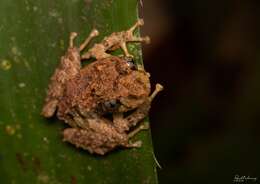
(112, 113, 147, 148)
(63, 121, 129, 155)
(79, 29, 99, 51)
(62, 128, 108, 155)
(41, 99, 58, 118)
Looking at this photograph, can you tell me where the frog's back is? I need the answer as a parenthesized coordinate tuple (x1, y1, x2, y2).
(58, 56, 131, 117)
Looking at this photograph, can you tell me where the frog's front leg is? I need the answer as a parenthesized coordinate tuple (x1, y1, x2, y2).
(111, 85, 163, 148)
(112, 84, 163, 133)
(125, 84, 163, 128)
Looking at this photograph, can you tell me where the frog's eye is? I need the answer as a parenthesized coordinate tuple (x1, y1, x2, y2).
(104, 99, 118, 109)
(125, 58, 137, 70)
(119, 56, 137, 70)
(99, 99, 120, 113)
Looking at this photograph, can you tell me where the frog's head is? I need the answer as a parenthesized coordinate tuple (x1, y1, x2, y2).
(97, 69, 150, 114)
(96, 57, 151, 114)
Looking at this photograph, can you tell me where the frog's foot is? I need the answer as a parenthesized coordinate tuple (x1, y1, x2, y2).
(149, 83, 164, 101)
(126, 19, 150, 44)
(125, 140, 142, 148)
(127, 123, 149, 138)
(69, 32, 78, 48)
(120, 19, 150, 58)
(123, 123, 149, 148)
(131, 36, 150, 44)
(79, 29, 99, 51)
(120, 42, 134, 58)
(129, 19, 144, 32)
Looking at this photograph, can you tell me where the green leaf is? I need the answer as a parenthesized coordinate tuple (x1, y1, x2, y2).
(0, 0, 158, 183)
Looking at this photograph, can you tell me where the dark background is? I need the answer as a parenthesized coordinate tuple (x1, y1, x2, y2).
(140, 0, 260, 183)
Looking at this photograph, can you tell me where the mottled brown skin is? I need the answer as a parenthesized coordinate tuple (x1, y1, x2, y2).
(81, 19, 150, 60)
(41, 19, 163, 155)
(57, 56, 151, 121)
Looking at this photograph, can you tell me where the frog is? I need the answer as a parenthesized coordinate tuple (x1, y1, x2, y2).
(41, 19, 163, 155)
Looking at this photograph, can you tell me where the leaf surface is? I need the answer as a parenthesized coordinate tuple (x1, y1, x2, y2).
(0, 0, 157, 183)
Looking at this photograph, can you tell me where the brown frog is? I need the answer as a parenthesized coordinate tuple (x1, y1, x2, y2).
(41, 19, 163, 155)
